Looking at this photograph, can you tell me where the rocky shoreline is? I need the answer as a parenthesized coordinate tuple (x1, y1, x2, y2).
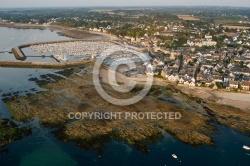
(203, 103, 250, 136)
(0, 119, 32, 148)
(5, 65, 250, 153)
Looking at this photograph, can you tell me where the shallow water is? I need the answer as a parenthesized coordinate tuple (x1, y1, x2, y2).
(0, 27, 70, 61)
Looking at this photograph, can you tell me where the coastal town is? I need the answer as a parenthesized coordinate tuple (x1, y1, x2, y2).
(12, 9, 249, 92)
(0, 6, 250, 166)
(83, 11, 250, 92)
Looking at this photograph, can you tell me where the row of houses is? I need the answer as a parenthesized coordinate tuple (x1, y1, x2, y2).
(187, 35, 217, 47)
(228, 81, 250, 90)
(161, 70, 250, 90)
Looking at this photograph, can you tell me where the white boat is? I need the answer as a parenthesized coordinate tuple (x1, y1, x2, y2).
(54, 54, 68, 62)
(243, 145, 250, 150)
(172, 154, 178, 159)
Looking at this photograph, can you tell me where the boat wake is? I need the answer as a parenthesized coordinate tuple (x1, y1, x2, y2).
(243, 145, 250, 151)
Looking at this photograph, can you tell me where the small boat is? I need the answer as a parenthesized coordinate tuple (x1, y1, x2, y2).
(54, 54, 68, 62)
(172, 154, 178, 159)
(243, 145, 250, 150)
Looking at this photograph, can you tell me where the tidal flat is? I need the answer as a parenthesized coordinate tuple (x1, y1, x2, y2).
(6, 64, 250, 153)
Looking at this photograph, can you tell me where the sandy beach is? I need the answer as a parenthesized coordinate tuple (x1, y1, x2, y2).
(100, 68, 250, 112)
(213, 92, 250, 112)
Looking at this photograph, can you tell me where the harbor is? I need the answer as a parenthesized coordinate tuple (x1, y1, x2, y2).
(4, 39, 148, 69)
(6, 40, 116, 68)
(30, 41, 115, 58)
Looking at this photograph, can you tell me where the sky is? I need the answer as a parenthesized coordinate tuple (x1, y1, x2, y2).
(0, 0, 249, 8)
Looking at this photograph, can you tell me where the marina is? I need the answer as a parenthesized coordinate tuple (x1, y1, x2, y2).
(30, 41, 115, 58)
(3, 40, 116, 67)
(6, 39, 150, 69)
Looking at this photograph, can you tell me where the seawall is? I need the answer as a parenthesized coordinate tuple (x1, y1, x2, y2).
(0, 60, 93, 69)
(12, 47, 26, 60)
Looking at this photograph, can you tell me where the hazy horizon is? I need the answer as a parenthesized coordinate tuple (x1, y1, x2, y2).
(0, 0, 250, 8)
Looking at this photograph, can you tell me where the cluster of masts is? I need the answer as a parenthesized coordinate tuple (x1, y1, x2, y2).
(29, 41, 147, 64)
(99, 45, 145, 59)
(30, 41, 116, 60)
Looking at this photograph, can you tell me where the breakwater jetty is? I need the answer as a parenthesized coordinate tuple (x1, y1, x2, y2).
(0, 51, 12, 54)
(12, 47, 26, 60)
(0, 60, 93, 69)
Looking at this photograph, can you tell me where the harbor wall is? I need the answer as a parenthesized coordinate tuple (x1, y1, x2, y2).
(0, 60, 93, 69)
(12, 47, 26, 60)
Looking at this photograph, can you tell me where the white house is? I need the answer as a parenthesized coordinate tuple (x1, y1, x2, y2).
(189, 82, 196, 87)
(179, 78, 185, 84)
(168, 75, 179, 82)
(184, 80, 190, 86)
(229, 81, 239, 89)
(241, 81, 250, 90)
(146, 64, 154, 75)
